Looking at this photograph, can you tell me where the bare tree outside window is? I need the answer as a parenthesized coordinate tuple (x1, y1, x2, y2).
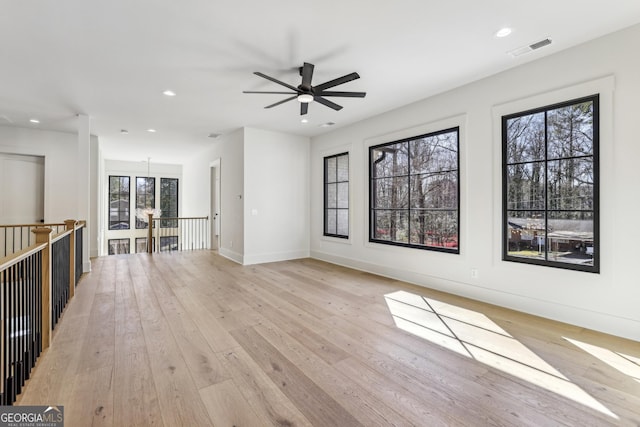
(369, 128, 459, 252)
(108, 176, 130, 230)
(136, 177, 155, 229)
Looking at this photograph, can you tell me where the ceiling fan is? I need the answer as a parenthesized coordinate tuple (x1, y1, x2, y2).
(243, 62, 366, 115)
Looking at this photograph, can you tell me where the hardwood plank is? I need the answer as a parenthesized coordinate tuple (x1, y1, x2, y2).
(230, 325, 365, 427)
(199, 379, 265, 426)
(219, 346, 313, 427)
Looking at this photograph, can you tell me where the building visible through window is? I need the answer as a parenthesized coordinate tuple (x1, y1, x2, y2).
(503, 95, 599, 272)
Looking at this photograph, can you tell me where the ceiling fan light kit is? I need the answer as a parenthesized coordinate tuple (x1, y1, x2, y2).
(243, 62, 366, 115)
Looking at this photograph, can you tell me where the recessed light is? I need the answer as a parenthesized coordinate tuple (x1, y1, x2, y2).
(301, 118, 309, 124)
(147, 129, 156, 133)
(207, 133, 220, 138)
(319, 122, 335, 128)
(29, 118, 40, 124)
(495, 27, 512, 38)
(120, 129, 129, 134)
(162, 90, 176, 97)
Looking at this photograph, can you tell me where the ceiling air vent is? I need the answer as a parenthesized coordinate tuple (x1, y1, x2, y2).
(508, 38, 552, 57)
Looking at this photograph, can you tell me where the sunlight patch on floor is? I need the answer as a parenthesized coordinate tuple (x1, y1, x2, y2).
(564, 337, 640, 384)
(384, 290, 618, 419)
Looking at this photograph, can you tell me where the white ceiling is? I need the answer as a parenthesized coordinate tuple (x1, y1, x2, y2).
(2, 0, 640, 163)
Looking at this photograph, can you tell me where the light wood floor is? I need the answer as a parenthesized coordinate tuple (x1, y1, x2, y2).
(17, 251, 640, 426)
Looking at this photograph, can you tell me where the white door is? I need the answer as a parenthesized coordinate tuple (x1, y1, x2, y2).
(0, 153, 45, 224)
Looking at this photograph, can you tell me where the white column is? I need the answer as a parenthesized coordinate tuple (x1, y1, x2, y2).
(77, 114, 92, 272)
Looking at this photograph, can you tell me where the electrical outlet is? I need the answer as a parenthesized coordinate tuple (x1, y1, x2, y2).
(470, 268, 479, 279)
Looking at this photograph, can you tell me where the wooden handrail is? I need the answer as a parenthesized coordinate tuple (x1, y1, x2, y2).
(0, 222, 65, 229)
(51, 228, 73, 244)
(0, 242, 48, 271)
(150, 216, 209, 221)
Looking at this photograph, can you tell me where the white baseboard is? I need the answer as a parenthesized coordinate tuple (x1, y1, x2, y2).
(219, 247, 243, 264)
(242, 249, 310, 266)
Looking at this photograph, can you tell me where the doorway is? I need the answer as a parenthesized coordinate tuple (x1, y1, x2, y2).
(209, 160, 221, 250)
(0, 153, 44, 224)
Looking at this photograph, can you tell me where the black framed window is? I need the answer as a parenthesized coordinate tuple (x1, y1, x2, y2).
(136, 177, 155, 229)
(369, 127, 459, 253)
(324, 153, 349, 238)
(160, 236, 178, 252)
(108, 176, 130, 230)
(502, 95, 599, 272)
(108, 238, 130, 255)
(160, 178, 179, 228)
(135, 237, 155, 253)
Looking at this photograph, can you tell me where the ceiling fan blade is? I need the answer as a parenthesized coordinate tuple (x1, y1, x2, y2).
(243, 91, 297, 95)
(301, 102, 309, 115)
(314, 72, 360, 91)
(316, 91, 366, 98)
(314, 96, 343, 111)
(254, 72, 300, 92)
(300, 62, 314, 90)
(265, 95, 297, 109)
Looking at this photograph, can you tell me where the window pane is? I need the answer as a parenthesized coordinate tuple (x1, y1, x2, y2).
(372, 142, 409, 178)
(410, 132, 458, 174)
(337, 182, 348, 209)
(337, 154, 348, 182)
(410, 171, 458, 209)
(325, 209, 337, 234)
(160, 178, 178, 228)
(506, 211, 546, 260)
(326, 157, 337, 183)
(160, 236, 178, 252)
(409, 210, 458, 249)
(505, 113, 545, 163)
(374, 177, 409, 209)
(547, 158, 594, 211)
(373, 210, 408, 243)
(506, 163, 545, 210)
(109, 176, 130, 230)
(108, 238, 130, 255)
(136, 177, 155, 229)
(548, 101, 594, 159)
(547, 211, 595, 266)
(337, 209, 348, 236)
(326, 183, 337, 209)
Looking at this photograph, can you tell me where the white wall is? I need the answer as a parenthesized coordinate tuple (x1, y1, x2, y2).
(0, 125, 97, 269)
(310, 24, 640, 341)
(243, 128, 310, 265)
(182, 128, 245, 263)
(0, 126, 78, 222)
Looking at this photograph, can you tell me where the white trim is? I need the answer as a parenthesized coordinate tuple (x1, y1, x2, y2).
(491, 75, 615, 272)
